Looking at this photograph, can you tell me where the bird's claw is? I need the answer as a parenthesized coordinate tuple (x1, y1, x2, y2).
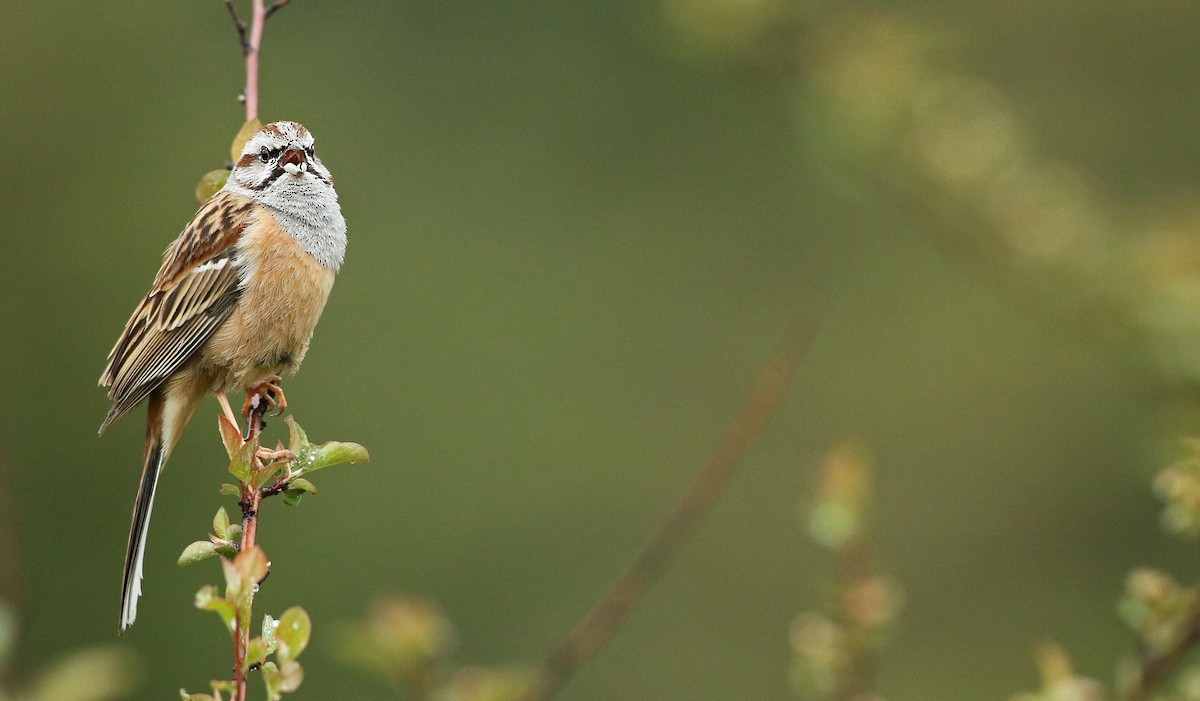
(242, 375, 287, 419)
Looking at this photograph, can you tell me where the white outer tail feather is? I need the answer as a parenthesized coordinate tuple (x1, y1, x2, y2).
(119, 444, 162, 632)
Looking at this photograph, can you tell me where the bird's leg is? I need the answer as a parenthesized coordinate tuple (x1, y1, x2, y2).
(256, 443, 295, 462)
(216, 390, 241, 431)
(255, 439, 296, 472)
(241, 376, 282, 443)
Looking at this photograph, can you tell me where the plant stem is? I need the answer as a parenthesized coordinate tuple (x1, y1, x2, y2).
(518, 315, 819, 701)
(243, 0, 266, 122)
(225, 0, 289, 123)
(233, 408, 267, 701)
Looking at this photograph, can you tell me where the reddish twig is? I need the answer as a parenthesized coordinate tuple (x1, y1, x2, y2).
(232, 405, 268, 701)
(224, 0, 289, 122)
(518, 315, 819, 701)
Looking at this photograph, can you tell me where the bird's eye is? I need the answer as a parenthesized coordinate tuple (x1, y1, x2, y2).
(305, 146, 315, 158)
(259, 146, 271, 163)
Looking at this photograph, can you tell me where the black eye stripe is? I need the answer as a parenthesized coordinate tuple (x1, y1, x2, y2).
(257, 145, 286, 162)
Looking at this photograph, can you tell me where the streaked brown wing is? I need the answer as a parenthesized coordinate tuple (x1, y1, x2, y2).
(99, 191, 257, 433)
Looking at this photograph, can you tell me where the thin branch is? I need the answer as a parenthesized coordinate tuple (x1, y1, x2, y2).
(224, 0, 290, 122)
(518, 314, 820, 701)
(266, 0, 292, 19)
(223, 1, 250, 55)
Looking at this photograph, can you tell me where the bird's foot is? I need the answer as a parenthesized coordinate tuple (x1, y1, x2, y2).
(256, 445, 295, 463)
(242, 375, 287, 419)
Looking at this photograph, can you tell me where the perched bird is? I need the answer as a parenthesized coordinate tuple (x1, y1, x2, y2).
(99, 121, 347, 631)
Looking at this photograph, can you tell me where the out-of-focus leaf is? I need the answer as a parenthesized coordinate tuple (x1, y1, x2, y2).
(282, 490, 304, 507)
(25, 647, 141, 701)
(261, 661, 303, 701)
(439, 666, 533, 701)
(277, 660, 304, 694)
(276, 607, 311, 663)
(225, 547, 268, 609)
(195, 585, 236, 632)
(230, 119, 263, 162)
(195, 169, 229, 204)
(219, 483, 240, 497)
(261, 661, 282, 701)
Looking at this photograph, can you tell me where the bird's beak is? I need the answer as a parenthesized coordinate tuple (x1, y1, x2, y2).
(280, 148, 308, 175)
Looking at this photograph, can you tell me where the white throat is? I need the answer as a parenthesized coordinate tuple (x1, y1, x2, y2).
(224, 175, 347, 271)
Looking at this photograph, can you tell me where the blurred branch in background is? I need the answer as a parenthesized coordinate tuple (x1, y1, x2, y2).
(338, 316, 819, 701)
(519, 315, 819, 701)
(660, 0, 1200, 396)
(791, 442, 903, 701)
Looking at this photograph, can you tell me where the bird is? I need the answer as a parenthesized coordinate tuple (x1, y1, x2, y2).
(99, 120, 347, 631)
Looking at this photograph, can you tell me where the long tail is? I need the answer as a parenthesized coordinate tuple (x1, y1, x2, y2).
(119, 381, 202, 632)
(120, 390, 165, 632)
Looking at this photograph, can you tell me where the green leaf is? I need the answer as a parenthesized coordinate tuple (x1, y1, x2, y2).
(277, 659, 304, 694)
(261, 662, 282, 701)
(245, 637, 269, 671)
(238, 546, 270, 584)
(261, 661, 303, 701)
(178, 541, 219, 567)
(231, 119, 263, 162)
(288, 478, 317, 494)
(225, 546, 269, 610)
(262, 614, 279, 655)
(276, 607, 311, 663)
(223, 417, 258, 484)
(219, 483, 240, 497)
(226, 523, 243, 543)
(213, 507, 231, 539)
(195, 169, 229, 204)
(228, 444, 254, 484)
(194, 585, 236, 631)
(285, 416, 309, 455)
(303, 441, 370, 474)
(179, 692, 216, 701)
(218, 415, 244, 459)
(254, 460, 287, 490)
(282, 490, 304, 507)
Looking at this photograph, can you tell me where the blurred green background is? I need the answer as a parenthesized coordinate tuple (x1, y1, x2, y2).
(4, 0, 1200, 699)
